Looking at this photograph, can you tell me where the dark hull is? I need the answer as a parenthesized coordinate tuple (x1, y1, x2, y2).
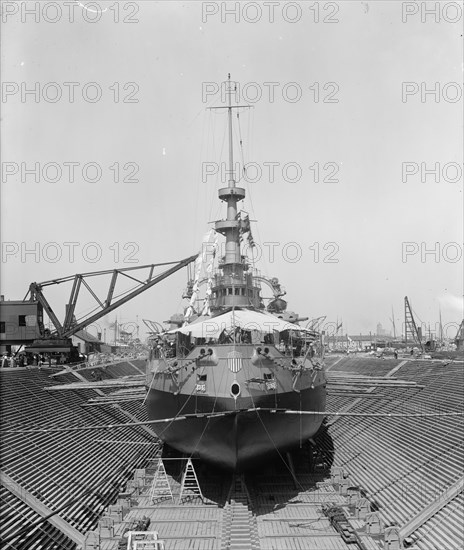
(146, 385, 326, 470)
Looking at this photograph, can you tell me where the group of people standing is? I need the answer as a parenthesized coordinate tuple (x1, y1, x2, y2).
(0, 352, 63, 369)
(1, 353, 31, 368)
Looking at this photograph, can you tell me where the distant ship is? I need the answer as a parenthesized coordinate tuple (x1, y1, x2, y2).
(145, 76, 326, 470)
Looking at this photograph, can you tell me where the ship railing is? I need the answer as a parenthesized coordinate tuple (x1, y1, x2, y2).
(211, 266, 263, 285)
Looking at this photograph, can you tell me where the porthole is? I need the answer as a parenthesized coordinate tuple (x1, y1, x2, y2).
(231, 382, 241, 397)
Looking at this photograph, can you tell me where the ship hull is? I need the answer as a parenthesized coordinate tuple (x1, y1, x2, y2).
(146, 385, 325, 470)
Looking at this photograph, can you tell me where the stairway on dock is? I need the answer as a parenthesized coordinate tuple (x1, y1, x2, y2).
(222, 474, 260, 550)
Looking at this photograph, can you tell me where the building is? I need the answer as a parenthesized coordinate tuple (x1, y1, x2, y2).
(0, 297, 43, 352)
(71, 330, 107, 355)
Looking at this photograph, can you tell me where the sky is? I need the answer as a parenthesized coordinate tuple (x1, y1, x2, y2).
(1, 1, 463, 341)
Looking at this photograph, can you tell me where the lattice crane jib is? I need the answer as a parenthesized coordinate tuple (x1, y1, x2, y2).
(26, 255, 197, 340)
(455, 319, 464, 351)
(404, 296, 424, 351)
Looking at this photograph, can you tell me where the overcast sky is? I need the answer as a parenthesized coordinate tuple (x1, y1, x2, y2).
(1, 1, 463, 340)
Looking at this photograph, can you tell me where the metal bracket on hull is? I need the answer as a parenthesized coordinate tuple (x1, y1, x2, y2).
(292, 371, 301, 392)
(170, 372, 179, 389)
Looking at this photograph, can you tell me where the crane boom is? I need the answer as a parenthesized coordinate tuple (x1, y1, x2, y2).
(404, 296, 424, 352)
(28, 255, 198, 339)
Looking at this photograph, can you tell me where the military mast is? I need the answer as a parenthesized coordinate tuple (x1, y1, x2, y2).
(209, 75, 260, 310)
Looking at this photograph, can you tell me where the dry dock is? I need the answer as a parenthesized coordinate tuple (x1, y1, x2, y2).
(1, 355, 463, 550)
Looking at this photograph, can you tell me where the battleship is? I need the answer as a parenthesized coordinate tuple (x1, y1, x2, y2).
(145, 76, 327, 470)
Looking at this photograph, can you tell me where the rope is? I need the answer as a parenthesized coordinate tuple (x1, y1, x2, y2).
(253, 408, 307, 492)
(236, 112, 247, 184)
(187, 357, 227, 459)
(238, 352, 305, 486)
(3, 409, 463, 434)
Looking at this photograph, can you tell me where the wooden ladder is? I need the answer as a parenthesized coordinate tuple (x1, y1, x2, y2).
(178, 458, 204, 503)
(149, 460, 173, 503)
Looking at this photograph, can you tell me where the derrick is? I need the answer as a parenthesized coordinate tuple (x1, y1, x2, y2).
(23, 255, 197, 346)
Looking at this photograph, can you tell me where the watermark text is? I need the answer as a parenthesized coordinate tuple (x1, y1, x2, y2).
(2, 162, 140, 184)
(2, 242, 140, 264)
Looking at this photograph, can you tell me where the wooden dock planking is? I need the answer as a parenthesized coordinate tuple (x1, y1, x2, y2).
(258, 535, 351, 549)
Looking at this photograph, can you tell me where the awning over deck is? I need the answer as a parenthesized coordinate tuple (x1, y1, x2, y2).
(169, 309, 305, 339)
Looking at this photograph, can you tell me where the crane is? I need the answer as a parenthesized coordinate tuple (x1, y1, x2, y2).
(24, 255, 197, 350)
(455, 319, 464, 351)
(404, 296, 424, 352)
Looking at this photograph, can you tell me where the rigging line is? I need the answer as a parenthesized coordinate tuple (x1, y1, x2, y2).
(245, 187, 268, 275)
(232, 112, 243, 181)
(137, 384, 195, 445)
(149, 367, 206, 442)
(254, 407, 307, 493)
(75, 365, 201, 439)
(410, 305, 426, 331)
(142, 363, 158, 406)
(4, 409, 464, 433)
(186, 89, 222, 128)
(241, 351, 304, 489)
(208, 115, 227, 223)
(193, 104, 209, 247)
(205, 110, 226, 233)
(239, 110, 268, 275)
(206, 111, 219, 223)
(207, 109, 217, 222)
(93, 439, 153, 445)
(236, 111, 247, 184)
(248, 104, 254, 164)
(187, 359, 226, 459)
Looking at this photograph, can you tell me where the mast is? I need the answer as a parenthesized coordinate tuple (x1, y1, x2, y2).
(227, 74, 234, 188)
(439, 307, 443, 345)
(222, 74, 241, 266)
(208, 75, 260, 310)
(391, 306, 396, 339)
